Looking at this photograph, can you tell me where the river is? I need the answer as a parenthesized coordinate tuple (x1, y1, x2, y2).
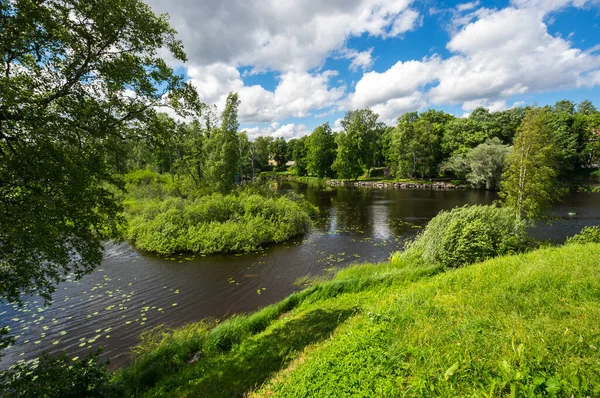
(1, 184, 598, 369)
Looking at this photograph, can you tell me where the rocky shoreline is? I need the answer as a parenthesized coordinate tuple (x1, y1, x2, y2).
(325, 180, 467, 190)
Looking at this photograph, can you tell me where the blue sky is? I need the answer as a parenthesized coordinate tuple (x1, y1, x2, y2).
(146, 0, 600, 139)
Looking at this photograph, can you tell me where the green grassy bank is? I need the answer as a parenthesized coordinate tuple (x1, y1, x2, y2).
(115, 243, 600, 397)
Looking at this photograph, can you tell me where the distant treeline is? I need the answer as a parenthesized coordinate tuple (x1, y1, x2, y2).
(108, 99, 599, 190)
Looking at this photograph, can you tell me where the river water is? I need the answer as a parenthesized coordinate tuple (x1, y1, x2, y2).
(1, 184, 598, 369)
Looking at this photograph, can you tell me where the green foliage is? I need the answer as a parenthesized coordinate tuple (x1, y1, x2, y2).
(127, 192, 317, 255)
(444, 138, 511, 189)
(333, 109, 382, 179)
(441, 117, 492, 157)
(116, 244, 600, 397)
(252, 136, 273, 170)
(332, 131, 364, 180)
(500, 108, 567, 220)
(465, 138, 511, 189)
(269, 137, 288, 169)
(306, 123, 337, 178)
(393, 205, 528, 268)
(565, 226, 600, 245)
(0, 349, 118, 398)
(0, 0, 198, 311)
(388, 111, 446, 178)
(203, 93, 241, 193)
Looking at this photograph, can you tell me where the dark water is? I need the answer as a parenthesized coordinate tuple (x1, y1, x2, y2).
(1, 185, 598, 369)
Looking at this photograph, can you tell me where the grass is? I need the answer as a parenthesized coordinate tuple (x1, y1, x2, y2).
(115, 243, 600, 397)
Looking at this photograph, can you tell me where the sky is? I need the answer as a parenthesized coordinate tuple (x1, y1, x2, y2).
(144, 0, 600, 140)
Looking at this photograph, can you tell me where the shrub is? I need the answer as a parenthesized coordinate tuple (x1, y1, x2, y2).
(392, 205, 528, 268)
(565, 225, 600, 245)
(126, 192, 317, 255)
(0, 350, 118, 398)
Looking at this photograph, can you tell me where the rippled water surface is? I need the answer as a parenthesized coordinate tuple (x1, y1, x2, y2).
(1, 184, 598, 368)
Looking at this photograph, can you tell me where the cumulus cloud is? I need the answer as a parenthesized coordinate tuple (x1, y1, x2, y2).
(242, 122, 309, 140)
(348, 58, 441, 109)
(146, 0, 419, 73)
(333, 118, 344, 132)
(371, 95, 428, 124)
(146, 0, 600, 126)
(342, 48, 375, 72)
(186, 65, 345, 123)
(348, 0, 600, 123)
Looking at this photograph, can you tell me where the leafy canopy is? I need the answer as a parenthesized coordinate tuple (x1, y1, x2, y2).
(0, 0, 199, 306)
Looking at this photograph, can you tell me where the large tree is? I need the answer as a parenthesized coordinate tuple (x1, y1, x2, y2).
(253, 136, 273, 170)
(333, 109, 381, 179)
(204, 93, 241, 192)
(306, 123, 336, 178)
(0, 0, 199, 349)
(500, 108, 565, 219)
(388, 112, 445, 178)
(287, 136, 308, 176)
(270, 137, 288, 169)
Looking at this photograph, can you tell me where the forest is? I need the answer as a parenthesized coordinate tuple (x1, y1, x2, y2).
(114, 99, 600, 191)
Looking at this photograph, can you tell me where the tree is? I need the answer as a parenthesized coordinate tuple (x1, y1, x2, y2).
(388, 112, 444, 178)
(0, 0, 199, 353)
(306, 123, 336, 178)
(204, 93, 241, 192)
(332, 131, 363, 179)
(545, 102, 578, 173)
(464, 138, 511, 190)
(253, 136, 273, 170)
(0, 0, 198, 304)
(500, 108, 565, 219)
(270, 137, 287, 169)
(576, 100, 597, 116)
(333, 109, 381, 179)
(288, 136, 308, 176)
(441, 118, 491, 157)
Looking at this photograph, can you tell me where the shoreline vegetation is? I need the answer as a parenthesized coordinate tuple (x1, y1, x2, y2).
(107, 213, 600, 397)
(122, 170, 318, 256)
(269, 173, 600, 192)
(126, 193, 317, 256)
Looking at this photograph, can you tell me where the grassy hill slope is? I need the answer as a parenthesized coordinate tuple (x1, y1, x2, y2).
(116, 243, 600, 397)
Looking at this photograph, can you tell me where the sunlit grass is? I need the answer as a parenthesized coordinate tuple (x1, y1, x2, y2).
(115, 243, 600, 397)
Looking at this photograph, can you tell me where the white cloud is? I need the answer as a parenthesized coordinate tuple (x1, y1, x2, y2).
(372, 95, 428, 124)
(348, 0, 600, 123)
(186, 65, 345, 123)
(342, 48, 375, 72)
(462, 99, 511, 113)
(456, 1, 481, 12)
(348, 58, 441, 109)
(146, 0, 420, 73)
(242, 122, 309, 140)
(387, 9, 422, 37)
(145, 0, 600, 126)
(333, 118, 344, 132)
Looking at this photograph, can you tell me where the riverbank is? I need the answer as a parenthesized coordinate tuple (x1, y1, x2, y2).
(115, 242, 600, 397)
(326, 179, 464, 190)
(281, 174, 600, 192)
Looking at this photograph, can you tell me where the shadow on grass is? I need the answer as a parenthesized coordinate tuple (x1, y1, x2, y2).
(167, 307, 357, 397)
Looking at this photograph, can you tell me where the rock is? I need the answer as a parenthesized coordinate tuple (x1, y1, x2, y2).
(188, 351, 202, 364)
